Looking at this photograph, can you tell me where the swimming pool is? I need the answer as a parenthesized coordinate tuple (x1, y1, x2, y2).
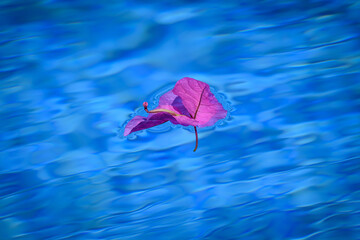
(1, 0, 360, 239)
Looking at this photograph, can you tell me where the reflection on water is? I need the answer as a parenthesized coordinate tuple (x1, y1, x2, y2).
(1, 1, 360, 239)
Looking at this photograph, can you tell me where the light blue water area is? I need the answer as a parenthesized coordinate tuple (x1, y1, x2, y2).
(1, 0, 360, 239)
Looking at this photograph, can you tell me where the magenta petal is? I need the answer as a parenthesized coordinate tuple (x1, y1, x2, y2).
(124, 113, 176, 136)
(157, 89, 191, 117)
(171, 96, 192, 117)
(172, 77, 207, 117)
(173, 77, 227, 127)
(172, 115, 198, 126)
(156, 90, 180, 115)
(158, 89, 178, 106)
(124, 116, 146, 136)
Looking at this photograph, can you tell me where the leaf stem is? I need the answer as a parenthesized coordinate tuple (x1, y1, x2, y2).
(193, 126, 198, 152)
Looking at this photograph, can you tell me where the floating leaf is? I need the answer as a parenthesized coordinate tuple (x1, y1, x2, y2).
(124, 77, 227, 151)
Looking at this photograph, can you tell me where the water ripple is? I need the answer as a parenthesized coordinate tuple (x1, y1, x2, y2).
(1, 0, 360, 239)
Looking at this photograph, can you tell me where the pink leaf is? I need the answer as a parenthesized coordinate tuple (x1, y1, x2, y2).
(123, 77, 227, 151)
(124, 113, 174, 136)
(173, 77, 227, 127)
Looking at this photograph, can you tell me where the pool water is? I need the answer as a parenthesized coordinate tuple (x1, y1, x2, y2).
(1, 1, 360, 239)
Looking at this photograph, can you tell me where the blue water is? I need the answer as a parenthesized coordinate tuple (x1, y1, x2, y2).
(1, 1, 360, 239)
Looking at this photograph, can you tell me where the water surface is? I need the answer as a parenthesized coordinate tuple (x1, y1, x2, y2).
(1, 0, 360, 239)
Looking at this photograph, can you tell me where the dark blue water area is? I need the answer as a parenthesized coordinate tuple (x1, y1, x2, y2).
(1, 0, 360, 239)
